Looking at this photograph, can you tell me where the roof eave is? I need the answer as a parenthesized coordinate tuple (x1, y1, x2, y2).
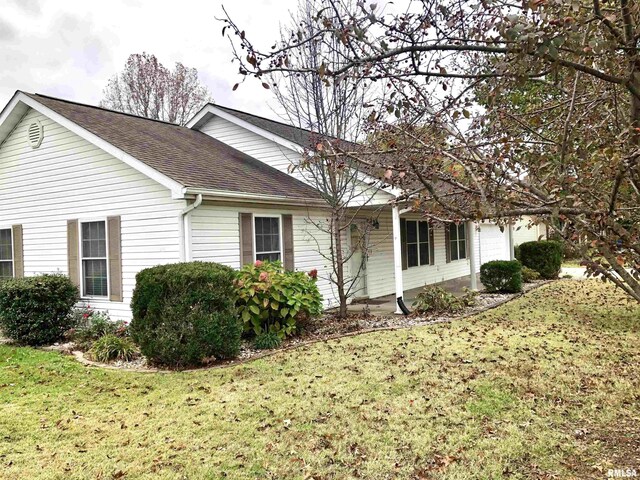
(183, 187, 327, 207)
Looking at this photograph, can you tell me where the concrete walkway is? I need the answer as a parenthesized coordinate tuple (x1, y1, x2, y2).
(349, 273, 483, 316)
(349, 266, 589, 316)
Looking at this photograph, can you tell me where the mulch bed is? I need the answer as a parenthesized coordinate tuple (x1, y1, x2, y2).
(46, 281, 549, 373)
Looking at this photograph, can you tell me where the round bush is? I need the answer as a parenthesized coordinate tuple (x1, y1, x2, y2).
(480, 260, 523, 293)
(518, 240, 563, 279)
(130, 262, 241, 367)
(0, 274, 79, 345)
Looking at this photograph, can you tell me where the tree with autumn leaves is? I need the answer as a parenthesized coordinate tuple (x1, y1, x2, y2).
(222, 0, 640, 301)
(101, 53, 211, 126)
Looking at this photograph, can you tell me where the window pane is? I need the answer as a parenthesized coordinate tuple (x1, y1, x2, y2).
(254, 217, 280, 257)
(450, 242, 459, 261)
(82, 221, 106, 258)
(458, 224, 466, 240)
(406, 221, 417, 243)
(256, 252, 281, 262)
(83, 259, 108, 296)
(449, 223, 457, 241)
(407, 244, 418, 268)
(270, 218, 279, 236)
(0, 229, 12, 261)
(419, 222, 429, 242)
(459, 239, 467, 259)
(255, 233, 264, 252)
(0, 261, 12, 279)
(419, 243, 429, 265)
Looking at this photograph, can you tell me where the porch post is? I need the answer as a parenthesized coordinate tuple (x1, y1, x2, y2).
(508, 222, 515, 260)
(467, 221, 478, 290)
(392, 206, 404, 314)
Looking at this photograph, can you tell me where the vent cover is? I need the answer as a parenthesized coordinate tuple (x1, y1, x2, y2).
(27, 121, 44, 148)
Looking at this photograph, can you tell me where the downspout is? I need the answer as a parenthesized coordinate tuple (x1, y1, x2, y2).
(181, 194, 203, 262)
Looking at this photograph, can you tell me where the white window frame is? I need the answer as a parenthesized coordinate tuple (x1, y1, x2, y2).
(449, 223, 467, 261)
(0, 226, 14, 280)
(405, 220, 430, 268)
(78, 218, 110, 299)
(253, 214, 283, 263)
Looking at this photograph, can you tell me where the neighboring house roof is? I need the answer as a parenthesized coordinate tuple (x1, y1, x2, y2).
(19, 93, 323, 201)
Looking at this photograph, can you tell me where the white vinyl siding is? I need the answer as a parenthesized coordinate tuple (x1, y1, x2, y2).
(364, 212, 483, 299)
(513, 216, 546, 245)
(196, 115, 394, 207)
(190, 203, 342, 308)
(0, 108, 185, 320)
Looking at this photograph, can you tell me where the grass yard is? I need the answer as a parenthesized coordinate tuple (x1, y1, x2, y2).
(1, 280, 638, 479)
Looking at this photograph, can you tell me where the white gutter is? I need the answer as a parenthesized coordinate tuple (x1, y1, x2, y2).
(181, 193, 203, 261)
(183, 188, 327, 208)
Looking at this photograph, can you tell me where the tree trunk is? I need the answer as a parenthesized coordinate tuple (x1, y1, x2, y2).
(332, 208, 348, 318)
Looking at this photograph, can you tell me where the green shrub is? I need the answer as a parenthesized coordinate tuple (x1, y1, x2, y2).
(514, 244, 521, 261)
(519, 240, 563, 279)
(235, 260, 322, 339)
(480, 260, 523, 293)
(66, 307, 128, 351)
(130, 262, 241, 367)
(88, 334, 137, 363)
(412, 286, 465, 314)
(0, 274, 79, 346)
(521, 266, 541, 283)
(253, 331, 282, 350)
(460, 287, 480, 307)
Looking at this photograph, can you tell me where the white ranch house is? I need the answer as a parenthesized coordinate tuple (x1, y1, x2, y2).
(0, 91, 543, 320)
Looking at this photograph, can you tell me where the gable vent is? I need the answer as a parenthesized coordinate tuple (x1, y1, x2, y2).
(27, 121, 44, 148)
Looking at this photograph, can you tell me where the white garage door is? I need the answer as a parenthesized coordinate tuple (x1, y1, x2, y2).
(478, 224, 510, 265)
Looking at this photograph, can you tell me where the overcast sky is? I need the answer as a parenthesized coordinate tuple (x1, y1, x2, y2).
(0, 0, 299, 120)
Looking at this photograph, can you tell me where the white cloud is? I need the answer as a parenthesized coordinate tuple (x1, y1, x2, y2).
(0, 0, 299, 119)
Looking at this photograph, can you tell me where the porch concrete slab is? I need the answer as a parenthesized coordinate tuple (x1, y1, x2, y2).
(349, 273, 483, 316)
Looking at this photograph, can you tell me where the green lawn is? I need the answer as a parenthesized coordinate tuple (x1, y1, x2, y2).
(1, 281, 638, 479)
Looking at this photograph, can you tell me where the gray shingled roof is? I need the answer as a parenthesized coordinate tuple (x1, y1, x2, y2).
(26, 93, 323, 200)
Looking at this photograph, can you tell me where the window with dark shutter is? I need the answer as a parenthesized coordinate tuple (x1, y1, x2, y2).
(0, 229, 13, 280)
(254, 216, 281, 262)
(405, 220, 431, 267)
(81, 221, 108, 297)
(448, 223, 467, 261)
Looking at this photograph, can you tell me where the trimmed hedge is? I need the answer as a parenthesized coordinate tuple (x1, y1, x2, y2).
(130, 262, 241, 367)
(0, 274, 79, 345)
(480, 260, 523, 293)
(518, 240, 563, 279)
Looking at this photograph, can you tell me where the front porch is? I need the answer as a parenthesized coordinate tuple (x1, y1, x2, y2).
(349, 273, 484, 316)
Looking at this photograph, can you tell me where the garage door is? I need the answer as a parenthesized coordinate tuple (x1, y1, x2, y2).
(478, 224, 510, 265)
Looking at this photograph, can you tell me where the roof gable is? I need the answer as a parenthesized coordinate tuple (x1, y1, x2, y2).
(0, 92, 322, 202)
